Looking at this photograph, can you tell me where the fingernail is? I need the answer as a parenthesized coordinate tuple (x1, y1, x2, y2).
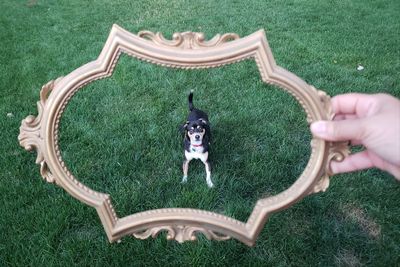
(311, 121, 327, 134)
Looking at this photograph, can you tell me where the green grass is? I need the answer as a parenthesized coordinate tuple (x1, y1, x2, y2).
(1, 0, 399, 266)
(60, 57, 310, 219)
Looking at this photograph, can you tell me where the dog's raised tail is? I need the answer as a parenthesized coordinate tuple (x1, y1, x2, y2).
(188, 90, 194, 111)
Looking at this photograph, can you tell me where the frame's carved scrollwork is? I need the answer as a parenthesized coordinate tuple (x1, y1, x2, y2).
(133, 225, 231, 243)
(19, 24, 349, 246)
(138, 31, 240, 49)
(308, 87, 350, 194)
(19, 77, 63, 183)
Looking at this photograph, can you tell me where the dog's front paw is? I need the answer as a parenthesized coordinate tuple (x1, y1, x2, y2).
(207, 181, 214, 188)
(181, 176, 188, 183)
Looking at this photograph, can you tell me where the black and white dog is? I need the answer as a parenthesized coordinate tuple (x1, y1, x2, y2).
(181, 91, 213, 188)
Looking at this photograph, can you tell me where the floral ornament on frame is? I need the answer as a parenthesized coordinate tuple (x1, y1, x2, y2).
(18, 24, 349, 246)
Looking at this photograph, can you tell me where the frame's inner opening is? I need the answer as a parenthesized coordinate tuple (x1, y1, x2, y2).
(58, 55, 311, 221)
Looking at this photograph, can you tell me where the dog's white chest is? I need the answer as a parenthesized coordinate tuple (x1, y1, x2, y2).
(185, 147, 208, 161)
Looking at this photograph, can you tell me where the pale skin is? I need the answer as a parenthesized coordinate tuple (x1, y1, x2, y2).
(310, 93, 400, 180)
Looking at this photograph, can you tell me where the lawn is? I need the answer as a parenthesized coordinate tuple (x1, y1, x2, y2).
(1, 0, 399, 266)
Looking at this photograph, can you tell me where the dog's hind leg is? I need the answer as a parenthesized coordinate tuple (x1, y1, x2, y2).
(182, 159, 191, 183)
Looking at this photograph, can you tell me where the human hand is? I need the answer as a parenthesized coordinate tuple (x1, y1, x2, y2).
(310, 93, 400, 180)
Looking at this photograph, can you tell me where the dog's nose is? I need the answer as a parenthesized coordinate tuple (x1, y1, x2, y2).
(195, 135, 200, 140)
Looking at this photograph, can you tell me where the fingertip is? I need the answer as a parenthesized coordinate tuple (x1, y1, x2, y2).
(312, 118, 365, 141)
(310, 121, 328, 136)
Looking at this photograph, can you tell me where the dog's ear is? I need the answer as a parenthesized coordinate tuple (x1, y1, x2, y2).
(180, 121, 190, 134)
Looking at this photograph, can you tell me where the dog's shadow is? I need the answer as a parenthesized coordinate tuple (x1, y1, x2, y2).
(171, 115, 310, 220)
(206, 116, 310, 194)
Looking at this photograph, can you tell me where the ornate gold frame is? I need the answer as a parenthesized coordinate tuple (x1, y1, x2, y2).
(18, 24, 349, 246)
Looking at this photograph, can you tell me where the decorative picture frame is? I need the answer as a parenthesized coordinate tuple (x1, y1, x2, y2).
(18, 24, 349, 246)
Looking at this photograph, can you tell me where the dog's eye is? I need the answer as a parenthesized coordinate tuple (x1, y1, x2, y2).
(189, 129, 194, 134)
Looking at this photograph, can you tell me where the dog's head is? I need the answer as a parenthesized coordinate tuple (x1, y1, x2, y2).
(183, 119, 208, 145)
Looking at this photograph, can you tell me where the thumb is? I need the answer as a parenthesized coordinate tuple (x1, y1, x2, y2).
(310, 119, 366, 141)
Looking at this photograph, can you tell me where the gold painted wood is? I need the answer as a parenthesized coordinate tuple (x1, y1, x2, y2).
(18, 24, 349, 246)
